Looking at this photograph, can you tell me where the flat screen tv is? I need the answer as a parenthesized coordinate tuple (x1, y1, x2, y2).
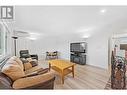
(70, 42, 86, 53)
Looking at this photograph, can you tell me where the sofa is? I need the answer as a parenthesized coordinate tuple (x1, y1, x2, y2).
(0, 56, 55, 89)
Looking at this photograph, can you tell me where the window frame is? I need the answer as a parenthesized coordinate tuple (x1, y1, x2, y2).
(0, 23, 5, 56)
(0, 22, 9, 63)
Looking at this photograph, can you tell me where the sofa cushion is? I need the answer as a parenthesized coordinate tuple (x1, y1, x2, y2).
(23, 59, 38, 71)
(25, 66, 42, 75)
(9, 56, 24, 71)
(26, 58, 33, 62)
(20, 58, 29, 63)
(23, 68, 49, 78)
(12, 72, 54, 89)
(6, 60, 19, 66)
(30, 61, 38, 67)
(27, 58, 38, 65)
(1, 60, 25, 81)
(24, 62, 32, 71)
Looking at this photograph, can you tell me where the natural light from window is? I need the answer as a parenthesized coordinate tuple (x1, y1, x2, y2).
(0, 22, 8, 60)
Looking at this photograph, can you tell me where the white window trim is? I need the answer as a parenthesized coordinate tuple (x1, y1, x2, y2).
(0, 22, 10, 62)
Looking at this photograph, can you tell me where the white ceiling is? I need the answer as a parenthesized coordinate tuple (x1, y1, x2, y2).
(14, 6, 127, 39)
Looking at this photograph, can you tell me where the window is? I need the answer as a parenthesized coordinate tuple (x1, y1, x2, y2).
(0, 30, 1, 54)
(0, 22, 7, 56)
(0, 24, 4, 55)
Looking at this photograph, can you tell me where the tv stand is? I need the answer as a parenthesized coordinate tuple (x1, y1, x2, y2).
(70, 52, 86, 65)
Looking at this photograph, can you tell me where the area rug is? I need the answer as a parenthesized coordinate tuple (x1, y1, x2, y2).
(104, 78, 127, 89)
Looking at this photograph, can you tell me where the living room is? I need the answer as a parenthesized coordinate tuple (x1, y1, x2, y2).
(1, 6, 127, 90)
(13, 6, 111, 69)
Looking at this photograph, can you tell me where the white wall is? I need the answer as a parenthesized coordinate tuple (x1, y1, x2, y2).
(14, 6, 127, 69)
(17, 26, 111, 70)
(16, 34, 84, 60)
(86, 27, 112, 69)
(86, 18, 127, 69)
(17, 28, 110, 69)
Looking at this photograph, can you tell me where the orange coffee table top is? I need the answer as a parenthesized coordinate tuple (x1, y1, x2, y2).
(48, 59, 75, 70)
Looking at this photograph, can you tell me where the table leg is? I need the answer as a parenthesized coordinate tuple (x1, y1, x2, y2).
(72, 66, 74, 78)
(61, 70, 64, 84)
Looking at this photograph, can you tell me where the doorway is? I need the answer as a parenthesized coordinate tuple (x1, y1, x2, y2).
(108, 34, 127, 74)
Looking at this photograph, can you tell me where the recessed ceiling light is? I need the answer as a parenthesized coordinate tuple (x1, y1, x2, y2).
(100, 9, 107, 13)
(27, 37, 37, 40)
(77, 27, 95, 33)
(82, 34, 90, 38)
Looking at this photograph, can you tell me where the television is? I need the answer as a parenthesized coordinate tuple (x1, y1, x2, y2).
(70, 42, 86, 53)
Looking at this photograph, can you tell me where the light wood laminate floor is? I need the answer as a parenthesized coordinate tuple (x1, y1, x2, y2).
(54, 64, 109, 89)
(39, 60, 110, 89)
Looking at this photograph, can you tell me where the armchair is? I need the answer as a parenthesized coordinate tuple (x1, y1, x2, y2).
(20, 50, 38, 60)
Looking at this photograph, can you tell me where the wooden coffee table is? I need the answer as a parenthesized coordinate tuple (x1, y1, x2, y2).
(48, 59, 75, 84)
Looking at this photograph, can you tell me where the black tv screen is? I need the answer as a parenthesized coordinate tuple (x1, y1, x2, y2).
(70, 42, 86, 53)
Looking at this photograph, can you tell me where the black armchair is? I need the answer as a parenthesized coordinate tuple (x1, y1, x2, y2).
(19, 50, 38, 60)
(31, 54, 38, 60)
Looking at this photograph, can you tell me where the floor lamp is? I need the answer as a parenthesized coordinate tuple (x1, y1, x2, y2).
(12, 36, 18, 56)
